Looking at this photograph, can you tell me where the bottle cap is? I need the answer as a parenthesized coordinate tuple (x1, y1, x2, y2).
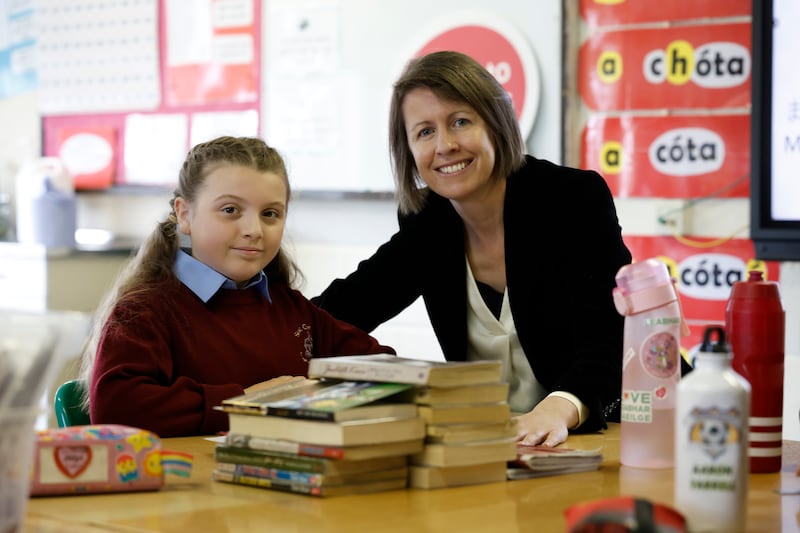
(699, 326, 729, 354)
(729, 269, 781, 302)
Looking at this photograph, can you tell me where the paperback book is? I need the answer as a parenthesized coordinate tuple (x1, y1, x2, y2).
(414, 382, 509, 405)
(223, 380, 416, 422)
(416, 402, 511, 425)
(226, 411, 426, 447)
(214, 460, 409, 487)
(223, 432, 425, 461)
(506, 444, 603, 480)
(409, 461, 508, 489)
(214, 444, 408, 475)
(308, 354, 503, 387)
(212, 468, 408, 497)
(425, 419, 519, 445)
(411, 438, 518, 468)
(221, 377, 324, 413)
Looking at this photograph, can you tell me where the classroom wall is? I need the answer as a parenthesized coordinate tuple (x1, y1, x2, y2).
(1, 1, 798, 439)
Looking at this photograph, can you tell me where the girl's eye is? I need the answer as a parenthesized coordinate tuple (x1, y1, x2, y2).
(418, 127, 434, 139)
(222, 206, 238, 214)
(454, 117, 469, 128)
(262, 209, 280, 219)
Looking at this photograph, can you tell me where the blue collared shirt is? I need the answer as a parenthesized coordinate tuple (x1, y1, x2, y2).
(174, 249, 271, 303)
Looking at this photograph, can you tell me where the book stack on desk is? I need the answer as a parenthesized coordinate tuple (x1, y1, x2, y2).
(307, 354, 516, 489)
(409, 382, 517, 489)
(215, 378, 425, 496)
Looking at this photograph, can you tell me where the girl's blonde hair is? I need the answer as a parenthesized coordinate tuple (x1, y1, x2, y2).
(78, 136, 301, 408)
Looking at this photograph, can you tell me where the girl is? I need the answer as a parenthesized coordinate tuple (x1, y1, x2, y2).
(80, 136, 393, 437)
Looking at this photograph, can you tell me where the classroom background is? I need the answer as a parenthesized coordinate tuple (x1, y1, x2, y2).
(0, 0, 797, 439)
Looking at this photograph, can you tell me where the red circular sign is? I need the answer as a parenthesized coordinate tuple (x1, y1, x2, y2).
(415, 25, 528, 126)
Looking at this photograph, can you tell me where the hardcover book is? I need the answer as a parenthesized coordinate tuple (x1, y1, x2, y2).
(213, 444, 408, 475)
(212, 468, 408, 497)
(425, 419, 519, 445)
(223, 432, 425, 461)
(416, 402, 511, 425)
(506, 445, 603, 480)
(414, 382, 509, 405)
(226, 412, 426, 447)
(223, 380, 416, 422)
(307, 354, 503, 387)
(411, 438, 518, 468)
(409, 461, 508, 489)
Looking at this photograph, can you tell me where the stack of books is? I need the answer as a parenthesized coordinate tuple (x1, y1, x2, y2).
(307, 354, 517, 489)
(214, 378, 425, 496)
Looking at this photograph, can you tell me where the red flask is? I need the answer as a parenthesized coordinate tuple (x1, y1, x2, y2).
(725, 270, 785, 473)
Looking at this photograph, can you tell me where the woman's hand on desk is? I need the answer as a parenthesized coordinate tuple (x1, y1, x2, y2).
(514, 396, 579, 447)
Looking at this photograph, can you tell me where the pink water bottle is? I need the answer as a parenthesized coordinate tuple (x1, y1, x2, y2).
(726, 270, 785, 473)
(614, 258, 687, 468)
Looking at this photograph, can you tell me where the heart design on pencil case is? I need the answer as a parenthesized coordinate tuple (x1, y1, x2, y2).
(54, 445, 93, 478)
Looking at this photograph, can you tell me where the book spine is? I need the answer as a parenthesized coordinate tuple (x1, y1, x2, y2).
(223, 433, 346, 460)
(308, 360, 431, 385)
(263, 407, 336, 422)
(215, 461, 325, 486)
(214, 446, 326, 473)
(212, 469, 321, 496)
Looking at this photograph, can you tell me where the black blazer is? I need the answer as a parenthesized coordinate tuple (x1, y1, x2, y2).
(313, 156, 633, 431)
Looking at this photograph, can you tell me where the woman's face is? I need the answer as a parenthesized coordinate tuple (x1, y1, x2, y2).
(403, 87, 497, 204)
(174, 163, 287, 285)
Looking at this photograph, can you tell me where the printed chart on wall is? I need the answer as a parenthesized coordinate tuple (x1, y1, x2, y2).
(39, 0, 261, 190)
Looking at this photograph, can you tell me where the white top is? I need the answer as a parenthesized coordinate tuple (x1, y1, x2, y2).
(464, 258, 544, 413)
(464, 258, 588, 427)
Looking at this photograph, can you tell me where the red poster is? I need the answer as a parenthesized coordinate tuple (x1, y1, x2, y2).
(579, 0, 750, 28)
(412, 18, 539, 140)
(162, 0, 260, 106)
(56, 125, 116, 190)
(623, 235, 780, 355)
(578, 23, 751, 111)
(582, 114, 750, 198)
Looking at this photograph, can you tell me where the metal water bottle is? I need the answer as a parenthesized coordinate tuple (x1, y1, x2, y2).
(614, 258, 686, 468)
(726, 270, 785, 473)
(675, 326, 750, 533)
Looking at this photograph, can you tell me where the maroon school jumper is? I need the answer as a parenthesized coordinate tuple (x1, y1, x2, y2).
(90, 279, 394, 437)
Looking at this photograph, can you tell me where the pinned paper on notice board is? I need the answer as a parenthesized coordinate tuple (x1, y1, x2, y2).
(56, 126, 116, 190)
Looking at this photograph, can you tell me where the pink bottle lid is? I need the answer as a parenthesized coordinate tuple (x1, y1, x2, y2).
(613, 259, 677, 316)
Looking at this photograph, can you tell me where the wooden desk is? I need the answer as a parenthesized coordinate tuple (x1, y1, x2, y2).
(24, 424, 800, 532)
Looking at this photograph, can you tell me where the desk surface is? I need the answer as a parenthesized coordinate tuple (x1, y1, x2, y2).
(24, 424, 800, 532)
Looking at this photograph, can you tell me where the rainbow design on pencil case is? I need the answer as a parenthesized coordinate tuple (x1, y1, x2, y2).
(160, 450, 194, 477)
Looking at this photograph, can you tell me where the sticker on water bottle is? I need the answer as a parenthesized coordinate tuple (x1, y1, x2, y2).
(621, 389, 653, 423)
(640, 331, 680, 379)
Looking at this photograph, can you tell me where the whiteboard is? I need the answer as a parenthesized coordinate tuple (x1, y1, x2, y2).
(261, 0, 562, 193)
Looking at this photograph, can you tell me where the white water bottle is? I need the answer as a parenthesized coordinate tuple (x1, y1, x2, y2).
(675, 326, 750, 532)
(613, 258, 685, 468)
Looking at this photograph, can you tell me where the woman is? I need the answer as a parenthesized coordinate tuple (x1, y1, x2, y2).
(312, 51, 633, 447)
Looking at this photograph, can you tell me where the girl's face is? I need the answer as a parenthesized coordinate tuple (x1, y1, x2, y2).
(403, 87, 497, 204)
(175, 163, 287, 285)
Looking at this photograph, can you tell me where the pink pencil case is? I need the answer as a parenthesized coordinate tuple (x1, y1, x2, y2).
(29, 424, 193, 496)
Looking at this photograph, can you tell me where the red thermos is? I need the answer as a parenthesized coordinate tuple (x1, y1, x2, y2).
(725, 270, 785, 473)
